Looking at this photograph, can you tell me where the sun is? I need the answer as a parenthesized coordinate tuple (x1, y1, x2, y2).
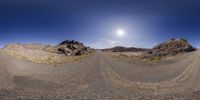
(116, 28, 125, 37)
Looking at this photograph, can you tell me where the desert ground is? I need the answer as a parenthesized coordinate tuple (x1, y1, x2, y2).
(0, 48, 200, 100)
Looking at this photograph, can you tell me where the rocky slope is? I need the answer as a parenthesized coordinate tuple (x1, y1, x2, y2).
(148, 38, 196, 56)
(57, 40, 91, 56)
(3, 40, 92, 63)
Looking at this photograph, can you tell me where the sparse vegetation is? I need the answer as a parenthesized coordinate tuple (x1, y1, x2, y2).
(150, 56, 161, 61)
(3, 42, 94, 64)
(4, 47, 95, 64)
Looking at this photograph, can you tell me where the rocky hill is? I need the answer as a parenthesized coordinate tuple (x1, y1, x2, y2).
(3, 40, 92, 63)
(103, 46, 148, 52)
(56, 40, 91, 56)
(148, 38, 196, 56)
(103, 38, 196, 58)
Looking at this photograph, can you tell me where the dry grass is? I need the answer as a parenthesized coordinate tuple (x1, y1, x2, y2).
(4, 44, 94, 64)
(150, 56, 161, 62)
(106, 51, 183, 64)
(106, 52, 147, 63)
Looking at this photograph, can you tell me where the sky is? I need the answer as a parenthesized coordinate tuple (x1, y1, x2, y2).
(1, 0, 200, 49)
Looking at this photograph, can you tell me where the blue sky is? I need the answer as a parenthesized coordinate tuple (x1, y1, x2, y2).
(1, 0, 200, 48)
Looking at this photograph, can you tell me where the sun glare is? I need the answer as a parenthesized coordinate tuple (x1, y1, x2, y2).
(116, 29, 125, 37)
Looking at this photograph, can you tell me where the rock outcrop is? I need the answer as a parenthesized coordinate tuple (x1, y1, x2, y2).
(148, 38, 196, 56)
(57, 40, 91, 56)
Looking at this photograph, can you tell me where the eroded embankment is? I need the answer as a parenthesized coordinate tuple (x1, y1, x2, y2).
(0, 50, 15, 89)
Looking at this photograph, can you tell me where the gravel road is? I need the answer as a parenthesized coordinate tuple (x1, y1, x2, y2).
(0, 49, 200, 100)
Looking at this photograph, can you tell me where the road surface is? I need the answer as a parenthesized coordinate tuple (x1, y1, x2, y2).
(0, 49, 200, 100)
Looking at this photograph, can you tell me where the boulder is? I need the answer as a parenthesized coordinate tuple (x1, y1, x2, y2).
(57, 46, 73, 56)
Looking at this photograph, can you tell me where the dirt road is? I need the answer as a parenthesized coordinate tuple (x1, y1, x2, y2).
(0, 49, 200, 100)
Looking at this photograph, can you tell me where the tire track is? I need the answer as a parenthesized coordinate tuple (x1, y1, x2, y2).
(101, 51, 200, 94)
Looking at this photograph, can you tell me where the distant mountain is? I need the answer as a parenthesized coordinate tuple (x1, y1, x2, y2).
(103, 38, 196, 57)
(148, 38, 196, 56)
(102, 46, 149, 52)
